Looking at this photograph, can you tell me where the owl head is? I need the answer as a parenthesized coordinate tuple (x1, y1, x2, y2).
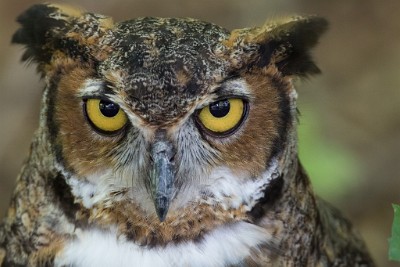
(13, 4, 327, 236)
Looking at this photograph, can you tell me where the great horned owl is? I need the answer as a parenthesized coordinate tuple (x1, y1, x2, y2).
(0, 4, 374, 267)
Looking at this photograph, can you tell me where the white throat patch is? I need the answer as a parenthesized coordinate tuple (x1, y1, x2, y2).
(55, 222, 274, 267)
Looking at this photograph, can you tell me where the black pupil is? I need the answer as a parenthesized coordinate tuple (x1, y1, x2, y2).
(99, 100, 119, 117)
(209, 99, 230, 118)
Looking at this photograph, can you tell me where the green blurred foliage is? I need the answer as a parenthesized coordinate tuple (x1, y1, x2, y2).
(389, 204, 400, 261)
(298, 109, 361, 201)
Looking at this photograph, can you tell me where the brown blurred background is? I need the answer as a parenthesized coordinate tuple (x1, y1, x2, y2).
(0, 0, 399, 266)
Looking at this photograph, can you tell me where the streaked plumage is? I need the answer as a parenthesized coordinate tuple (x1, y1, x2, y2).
(0, 4, 374, 266)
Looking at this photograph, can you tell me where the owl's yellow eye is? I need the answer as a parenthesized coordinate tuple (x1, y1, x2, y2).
(197, 98, 247, 135)
(84, 99, 128, 134)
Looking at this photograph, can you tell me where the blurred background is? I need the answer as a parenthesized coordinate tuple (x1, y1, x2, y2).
(0, 0, 399, 265)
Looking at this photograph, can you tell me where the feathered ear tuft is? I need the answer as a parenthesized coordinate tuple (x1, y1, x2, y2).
(12, 4, 84, 66)
(12, 4, 114, 75)
(230, 16, 328, 77)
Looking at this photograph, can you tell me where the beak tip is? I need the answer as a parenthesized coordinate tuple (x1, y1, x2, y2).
(155, 196, 170, 222)
(156, 209, 167, 222)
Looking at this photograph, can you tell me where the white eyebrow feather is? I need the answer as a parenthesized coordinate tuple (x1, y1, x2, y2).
(77, 79, 105, 97)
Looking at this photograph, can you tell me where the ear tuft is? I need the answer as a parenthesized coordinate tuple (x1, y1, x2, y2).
(13, 5, 61, 63)
(261, 16, 328, 76)
(12, 4, 84, 68)
(231, 16, 328, 77)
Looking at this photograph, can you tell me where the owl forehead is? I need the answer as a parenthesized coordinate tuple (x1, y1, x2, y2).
(98, 17, 233, 124)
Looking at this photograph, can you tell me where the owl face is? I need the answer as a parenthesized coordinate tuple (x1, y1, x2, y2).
(13, 4, 327, 225)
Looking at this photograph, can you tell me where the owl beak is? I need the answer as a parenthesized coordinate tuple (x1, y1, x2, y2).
(150, 131, 175, 222)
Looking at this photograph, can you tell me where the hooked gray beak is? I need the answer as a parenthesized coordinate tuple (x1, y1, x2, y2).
(150, 130, 175, 222)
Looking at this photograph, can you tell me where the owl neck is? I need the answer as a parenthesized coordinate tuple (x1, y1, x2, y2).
(248, 127, 322, 261)
(248, 119, 316, 221)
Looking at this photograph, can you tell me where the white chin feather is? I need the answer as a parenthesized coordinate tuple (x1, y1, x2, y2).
(192, 157, 280, 211)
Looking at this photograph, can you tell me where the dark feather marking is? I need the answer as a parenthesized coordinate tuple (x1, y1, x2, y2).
(248, 174, 284, 222)
(11, 5, 64, 65)
(51, 173, 80, 223)
(267, 75, 292, 165)
(256, 17, 328, 77)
